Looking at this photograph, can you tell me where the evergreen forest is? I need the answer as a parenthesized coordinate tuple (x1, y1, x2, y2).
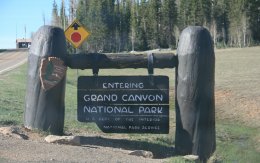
(51, 0, 260, 52)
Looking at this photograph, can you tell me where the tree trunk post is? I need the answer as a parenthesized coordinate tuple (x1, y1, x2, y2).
(24, 26, 67, 135)
(175, 26, 216, 161)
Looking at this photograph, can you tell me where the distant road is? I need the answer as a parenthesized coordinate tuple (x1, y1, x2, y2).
(0, 49, 28, 74)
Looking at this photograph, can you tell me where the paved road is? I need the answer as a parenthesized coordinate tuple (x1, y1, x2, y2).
(0, 49, 28, 74)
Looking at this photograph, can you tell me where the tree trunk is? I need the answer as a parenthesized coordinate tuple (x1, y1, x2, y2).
(175, 26, 216, 161)
(24, 26, 67, 135)
(242, 14, 247, 47)
(211, 20, 217, 48)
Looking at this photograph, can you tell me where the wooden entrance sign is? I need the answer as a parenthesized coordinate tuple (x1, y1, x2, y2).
(24, 25, 216, 161)
(77, 76, 169, 133)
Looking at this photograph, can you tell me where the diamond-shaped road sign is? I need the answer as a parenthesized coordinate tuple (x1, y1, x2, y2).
(65, 19, 90, 48)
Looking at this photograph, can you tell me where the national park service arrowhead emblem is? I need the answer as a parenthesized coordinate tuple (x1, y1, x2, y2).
(40, 57, 67, 91)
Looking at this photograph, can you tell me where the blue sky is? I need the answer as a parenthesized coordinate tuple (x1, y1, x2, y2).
(0, 0, 68, 49)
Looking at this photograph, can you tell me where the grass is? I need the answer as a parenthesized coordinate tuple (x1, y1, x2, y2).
(0, 47, 260, 162)
(215, 47, 260, 98)
(0, 64, 27, 125)
(215, 123, 260, 162)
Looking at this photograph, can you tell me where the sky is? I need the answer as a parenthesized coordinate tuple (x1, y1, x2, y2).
(0, 0, 68, 49)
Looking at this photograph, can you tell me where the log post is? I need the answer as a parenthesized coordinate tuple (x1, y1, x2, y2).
(175, 26, 216, 161)
(65, 53, 177, 69)
(24, 26, 67, 135)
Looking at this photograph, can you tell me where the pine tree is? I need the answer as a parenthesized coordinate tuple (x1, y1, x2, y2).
(227, 0, 252, 47)
(76, 0, 89, 51)
(69, 0, 77, 23)
(162, 0, 178, 48)
(212, 0, 230, 46)
(248, 0, 260, 43)
(77, 0, 89, 24)
(178, 0, 191, 30)
(123, 0, 131, 51)
(88, 1, 108, 52)
(60, 0, 67, 29)
(201, 0, 212, 26)
(147, 0, 161, 49)
(51, 0, 60, 26)
(115, 0, 131, 52)
(130, 0, 138, 51)
(134, 0, 148, 50)
(102, 0, 116, 52)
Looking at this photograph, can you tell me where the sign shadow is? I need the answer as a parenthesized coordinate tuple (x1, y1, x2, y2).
(79, 136, 176, 159)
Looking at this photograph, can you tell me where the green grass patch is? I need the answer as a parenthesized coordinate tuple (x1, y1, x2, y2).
(0, 64, 27, 125)
(215, 123, 260, 163)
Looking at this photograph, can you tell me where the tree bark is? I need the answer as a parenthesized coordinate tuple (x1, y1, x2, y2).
(175, 26, 216, 161)
(24, 26, 67, 135)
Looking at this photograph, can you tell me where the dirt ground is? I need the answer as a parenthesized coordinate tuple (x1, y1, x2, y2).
(215, 89, 260, 128)
(0, 137, 161, 162)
